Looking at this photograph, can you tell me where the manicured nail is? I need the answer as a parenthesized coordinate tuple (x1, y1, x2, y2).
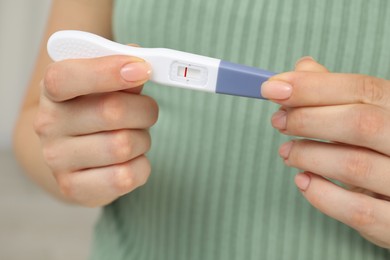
(261, 80, 293, 100)
(120, 62, 151, 82)
(295, 172, 311, 191)
(279, 141, 293, 159)
(295, 56, 315, 65)
(271, 110, 287, 130)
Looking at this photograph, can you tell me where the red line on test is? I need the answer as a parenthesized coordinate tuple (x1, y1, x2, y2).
(184, 67, 188, 77)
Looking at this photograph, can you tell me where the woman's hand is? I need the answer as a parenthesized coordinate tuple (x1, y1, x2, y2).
(262, 57, 390, 248)
(34, 55, 158, 207)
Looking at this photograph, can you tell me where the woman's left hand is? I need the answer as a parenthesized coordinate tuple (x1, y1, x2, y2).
(261, 57, 390, 249)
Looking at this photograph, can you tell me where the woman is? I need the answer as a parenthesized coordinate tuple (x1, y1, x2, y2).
(14, 0, 390, 259)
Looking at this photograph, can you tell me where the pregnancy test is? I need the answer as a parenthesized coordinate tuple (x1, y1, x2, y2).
(47, 30, 275, 99)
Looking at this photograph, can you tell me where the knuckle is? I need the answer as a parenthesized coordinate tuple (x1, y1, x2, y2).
(342, 150, 373, 184)
(109, 131, 133, 161)
(349, 106, 384, 140)
(348, 197, 376, 228)
(111, 165, 137, 194)
(33, 112, 53, 136)
(98, 93, 126, 126)
(55, 174, 74, 198)
(144, 131, 152, 153)
(145, 96, 159, 126)
(111, 157, 151, 194)
(139, 157, 151, 185)
(43, 63, 63, 100)
(359, 75, 385, 104)
(42, 143, 59, 167)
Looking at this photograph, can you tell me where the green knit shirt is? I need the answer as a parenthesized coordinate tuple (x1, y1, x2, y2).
(91, 0, 390, 259)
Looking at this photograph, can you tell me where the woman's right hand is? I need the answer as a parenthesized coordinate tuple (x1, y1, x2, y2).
(34, 55, 158, 207)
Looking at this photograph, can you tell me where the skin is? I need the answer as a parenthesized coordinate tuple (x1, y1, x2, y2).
(13, 0, 158, 207)
(12, 0, 389, 250)
(261, 57, 390, 248)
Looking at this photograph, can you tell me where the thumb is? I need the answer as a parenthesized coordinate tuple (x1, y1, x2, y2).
(294, 56, 329, 73)
(123, 43, 146, 94)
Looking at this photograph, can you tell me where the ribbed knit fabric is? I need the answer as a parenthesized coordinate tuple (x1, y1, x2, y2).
(91, 0, 390, 259)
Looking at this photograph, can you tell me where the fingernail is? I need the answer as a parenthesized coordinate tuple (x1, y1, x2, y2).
(261, 80, 293, 100)
(295, 172, 311, 191)
(279, 141, 293, 159)
(120, 62, 151, 82)
(295, 56, 316, 66)
(271, 110, 287, 130)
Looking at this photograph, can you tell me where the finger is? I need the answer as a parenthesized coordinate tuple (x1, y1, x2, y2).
(294, 56, 329, 73)
(55, 155, 151, 207)
(43, 130, 151, 172)
(43, 55, 151, 102)
(40, 91, 159, 136)
(295, 172, 390, 246)
(280, 139, 390, 197)
(271, 104, 390, 155)
(123, 45, 145, 94)
(261, 71, 390, 108)
(261, 56, 329, 100)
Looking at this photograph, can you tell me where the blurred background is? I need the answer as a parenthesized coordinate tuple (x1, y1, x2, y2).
(0, 1, 99, 259)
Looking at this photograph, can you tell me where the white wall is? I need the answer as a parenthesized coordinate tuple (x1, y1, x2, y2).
(0, 0, 51, 150)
